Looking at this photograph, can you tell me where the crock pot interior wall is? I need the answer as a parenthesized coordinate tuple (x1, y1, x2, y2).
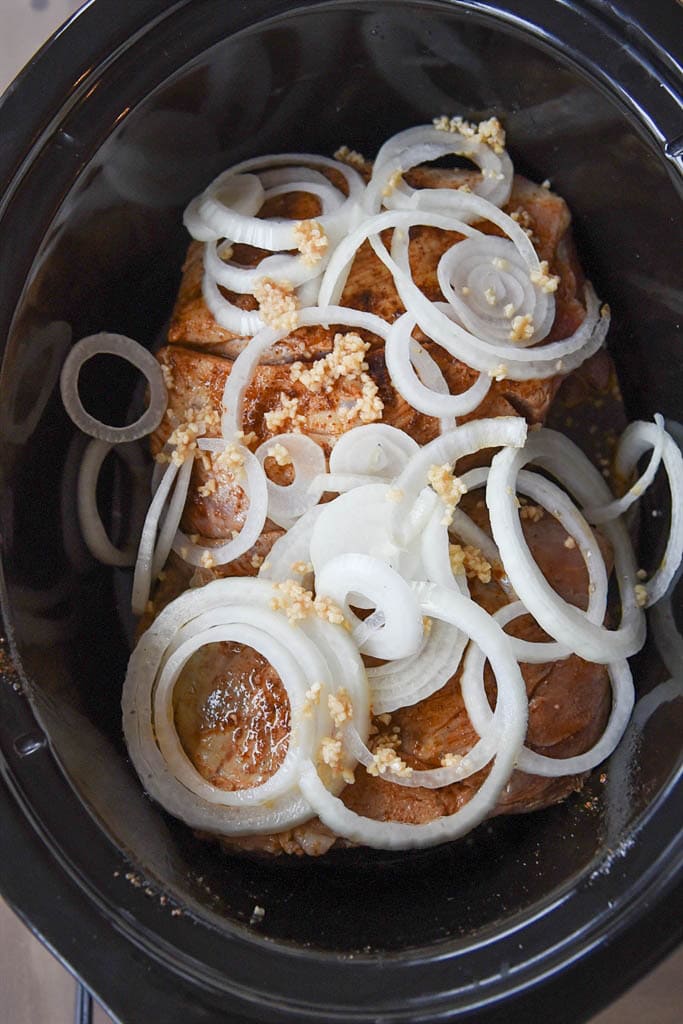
(2, 0, 681, 955)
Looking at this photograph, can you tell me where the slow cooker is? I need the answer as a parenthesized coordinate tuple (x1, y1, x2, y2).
(0, 2, 681, 1021)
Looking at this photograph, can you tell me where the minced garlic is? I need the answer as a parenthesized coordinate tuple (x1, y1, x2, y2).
(428, 464, 468, 525)
(328, 687, 353, 727)
(530, 260, 560, 294)
(333, 145, 367, 170)
(520, 504, 544, 522)
(367, 747, 413, 779)
(160, 361, 175, 391)
(449, 543, 492, 584)
(290, 560, 313, 574)
(382, 168, 404, 197)
(564, 536, 577, 550)
(488, 362, 508, 381)
(303, 682, 322, 717)
(293, 219, 328, 266)
(253, 277, 299, 331)
(432, 115, 506, 154)
(313, 594, 347, 627)
(200, 550, 216, 570)
(484, 286, 498, 306)
(290, 332, 369, 392)
(270, 580, 346, 627)
(270, 579, 314, 623)
(441, 752, 463, 768)
(214, 442, 245, 479)
(197, 478, 217, 498)
(509, 314, 534, 343)
(250, 553, 264, 569)
(503, 302, 516, 319)
(319, 736, 343, 771)
(264, 393, 306, 433)
(267, 442, 293, 467)
(634, 584, 648, 608)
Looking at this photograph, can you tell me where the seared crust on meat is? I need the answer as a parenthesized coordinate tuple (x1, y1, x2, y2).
(148, 161, 614, 856)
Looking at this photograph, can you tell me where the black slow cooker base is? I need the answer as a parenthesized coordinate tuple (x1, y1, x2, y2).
(0, 1, 681, 1021)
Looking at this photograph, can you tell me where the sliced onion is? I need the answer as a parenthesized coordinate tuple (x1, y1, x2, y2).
(487, 429, 646, 662)
(584, 415, 683, 608)
(460, 602, 635, 776)
(386, 310, 491, 418)
(255, 433, 326, 527)
(310, 483, 422, 584)
(220, 305, 389, 439)
(60, 333, 167, 443)
(308, 472, 382, 494)
(123, 577, 369, 834)
(365, 123, 513, 215)
(383, 217, 605, 379)
(172, 444, 268, 568)
(329, 423, 419, 477)
(462, 463, 610, 661)
(408, 339, 459, 433)
(77, 439, 148, 567)
(125, 581, 327, 827)
(437, 235, 554, 346)
(389, 416, 528, 546)
(183, 171, 264, 240)
(368, 615, 467, 714)
(298, 582, 527, 850)
(132, 455, 193, 616)
(316, 554, 423, 660)
(258, 505, 324, 582)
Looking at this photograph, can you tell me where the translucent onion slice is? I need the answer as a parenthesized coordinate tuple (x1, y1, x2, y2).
(386, 310, 491, 418)
(584, 415, 665, 525)
(329, 423, 419, 477)
(258, 505, 324, 582)
(486, 429, 646, 663)
(298, 582, 528, 850)
(220, 305, 389, 439)
(183, 171, 264, 240)
(308, 472, 382, 495)
(202, 272, 263, 336)
(60, 333, 167, 443)
(310, 483, 422, 584)
(316, 553, 423, 660)
(77, 439, 148, 567)
(437, 235, 554, 346)
(584, 415, 683, 608)
(460, 602, 635, 776)
(389, 416, 528, 546)
(186, 155, 362, 251)
(255, 433, 326, 527)
(131, 455, 193, 616)
(462, 463, 610, 661)
(172, 443, 268, 568)
(408, 339, 458, 433)
(122, 577, 369, 834)
(365, 123, 513, 215)
(368, 615, 467, 714)
(153, 618, 313, 806)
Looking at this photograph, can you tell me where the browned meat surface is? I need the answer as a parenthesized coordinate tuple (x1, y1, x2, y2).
(151, 505, 610, 857)
(146, 159, 616, 856)
(166, 168, 584, 435)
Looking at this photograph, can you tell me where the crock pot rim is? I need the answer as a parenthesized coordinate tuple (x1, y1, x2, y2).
(0, 1, 681, 1022)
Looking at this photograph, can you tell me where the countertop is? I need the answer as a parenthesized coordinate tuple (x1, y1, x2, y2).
(0, 2, 681, 1022)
